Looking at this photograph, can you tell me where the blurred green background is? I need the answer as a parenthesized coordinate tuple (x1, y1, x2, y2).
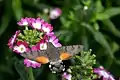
(0, 0, 120, 80)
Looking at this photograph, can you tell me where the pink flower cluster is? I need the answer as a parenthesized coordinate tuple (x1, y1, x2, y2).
(17, 17, 53, 33)
(8, 17, 62, 68)
(94, 66, 115, 80)
(50, 8, 62, 19)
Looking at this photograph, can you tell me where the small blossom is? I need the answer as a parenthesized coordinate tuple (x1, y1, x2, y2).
(37, 42, 47, 50)
(17, 17, 29, 26)
(39, 42, 47, 50)
(50, 8, 62, 19)
(31, 18, 44, 30)
(41, 22, 53, 33)
(49, 35, 62, 47)
(93, 66, 115, 80)
(62, 72, 72, 80)
(8, 30, 20, 49)
(24, 58, 41, 68)
(13, 41, 29, 54)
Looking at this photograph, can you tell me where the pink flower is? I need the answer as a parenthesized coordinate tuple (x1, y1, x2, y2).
(41, 22, 53, 33)
(13, 41, 30, 54)
(62, 72, 72, 80)
(47, 32, 55, 36)
(24, 58, 41, 68)
(31, 18, 44, 30)
(93, 66, 115, 80)
(17, 17, 30, 26)
(8, 30, 20, 49)
(37, 40, 47, 50)
(50, 8, 62, 19)
(49, 34, 62, 47)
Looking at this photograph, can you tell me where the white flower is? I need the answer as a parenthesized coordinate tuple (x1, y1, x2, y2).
(13, 44, 26, 53)
(40, 43, 47, 50)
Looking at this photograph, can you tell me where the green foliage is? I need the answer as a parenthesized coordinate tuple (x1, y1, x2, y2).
(18, 28, 43, 46)
(0, 0, 120, 80)
(70, 50, 97, 80)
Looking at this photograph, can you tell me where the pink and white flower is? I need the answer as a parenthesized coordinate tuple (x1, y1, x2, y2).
(24, 58, 41, 68)
(49, 34, 62, 47)
(62, 72, 72, 80)
(17, 17, 29, 26)
(93, 66, 115, 80)
(41, 22, 53, 33)
(50, 8, 62, 19)
(13, 41, 30, 54)
(37, 40, 47, 50)
(31, 18, 44, 30)
(39, 42, 47, 50)
(8, 30, 20, 49)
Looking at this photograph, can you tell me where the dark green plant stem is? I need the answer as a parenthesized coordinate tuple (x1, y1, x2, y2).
(28, 67, 35, 80)
(81, 26, 89, 50)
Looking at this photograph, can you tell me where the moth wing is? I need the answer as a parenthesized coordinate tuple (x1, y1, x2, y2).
(57, 45, 83, 60)
(20, 50, 49, 64)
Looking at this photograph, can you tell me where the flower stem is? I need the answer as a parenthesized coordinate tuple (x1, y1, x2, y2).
(28, 67, 35, 80)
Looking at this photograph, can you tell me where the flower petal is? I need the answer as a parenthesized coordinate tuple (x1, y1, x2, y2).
(42, 22, 53, 33)
(24, 59, 41, 68)
(7, 30, 20, 49)
(93, 66, 115, 80)
(17, 17, 29, 26)
(31, 18, 44, 30)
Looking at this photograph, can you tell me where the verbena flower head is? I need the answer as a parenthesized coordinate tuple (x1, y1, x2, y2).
(50, 8, 62, 19)
(94, 66, 115, 80)
(8, 17, 62, 68)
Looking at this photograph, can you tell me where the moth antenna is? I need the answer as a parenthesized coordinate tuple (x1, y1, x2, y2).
(53, 33, 62, 42)
(57, 34, 62, 39)
(48, 33, 62, 43)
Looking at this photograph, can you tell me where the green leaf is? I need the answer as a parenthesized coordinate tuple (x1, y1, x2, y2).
(95, 0, 104, 13)
(47, 73, 57, 80)
(102, 19, 120, 38)
(12, 0, 23, 20)
(14, 60, 28, 80)
(81, 22, 114, 58)
(0, 0, 12, 38)
(96, 7, 120, 20)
